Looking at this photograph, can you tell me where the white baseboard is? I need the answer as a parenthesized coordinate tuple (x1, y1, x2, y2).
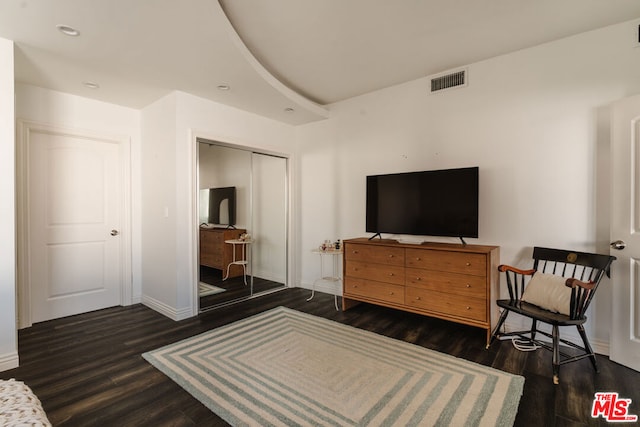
(0, 351, 19, 372)
(142, 295, 194, 321)
(591, 338, 609, 356)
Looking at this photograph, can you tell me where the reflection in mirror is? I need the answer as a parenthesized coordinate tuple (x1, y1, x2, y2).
(200, 187, 236, 226)
(217, 198, 230, 224)
(210, 187, 236, 226)
(197, 141, 287, 311)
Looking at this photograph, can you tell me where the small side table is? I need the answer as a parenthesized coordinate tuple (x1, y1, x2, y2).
(308, 248, 342, 310)
(224, 239, 252, 285)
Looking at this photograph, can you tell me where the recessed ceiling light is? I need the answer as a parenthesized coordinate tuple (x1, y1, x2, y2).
(56, 24, 80, 37)
(284, 107, 295, 113)
(217, 84, 230, 91)
(83, 81, 100, 89)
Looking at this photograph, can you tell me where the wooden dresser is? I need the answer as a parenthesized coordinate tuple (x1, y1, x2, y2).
(342, 238, 499, 344)
(199, 228, 246, 278)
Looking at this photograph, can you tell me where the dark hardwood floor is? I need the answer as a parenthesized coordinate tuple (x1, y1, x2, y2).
(2, 289, 639, 426)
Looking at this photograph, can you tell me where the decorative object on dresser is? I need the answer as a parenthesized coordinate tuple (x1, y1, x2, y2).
(342, 238, 499, 345)
(199, 227, 246, 278)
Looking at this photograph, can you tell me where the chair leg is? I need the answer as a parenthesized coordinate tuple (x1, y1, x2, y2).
(577, 324, 599, 373)
(487, 309, 509, 349)
(530, 319, 538, 341)
(552, 325, 560, 385)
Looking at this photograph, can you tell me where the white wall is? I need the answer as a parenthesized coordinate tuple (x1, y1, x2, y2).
(15, 84, 143, 303)
(140, 93, 180, 313)
(0, 38, 17, 371)
(141, 91, 296, 319)
(295, 19, 640, 352)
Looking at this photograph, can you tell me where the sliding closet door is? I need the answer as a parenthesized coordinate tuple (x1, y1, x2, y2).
(251, 153, 287, 293)
(198, 144, 252, 309)
(198, 141, 287, 311)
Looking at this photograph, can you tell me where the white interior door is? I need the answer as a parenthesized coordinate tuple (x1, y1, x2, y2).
(610, 93, 640, 371)
(26, 127, 123, 324)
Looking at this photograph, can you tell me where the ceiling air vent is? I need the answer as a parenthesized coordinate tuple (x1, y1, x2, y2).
(430, 70, 466, 93)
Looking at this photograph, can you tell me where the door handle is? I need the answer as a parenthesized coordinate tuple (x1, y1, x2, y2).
(110, 229, 120, 236)
(610, 240, 626, 250)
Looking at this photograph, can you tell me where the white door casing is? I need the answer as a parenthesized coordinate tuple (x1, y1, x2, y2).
(17, 121, 132, 327)
(610, 94, 640, 371)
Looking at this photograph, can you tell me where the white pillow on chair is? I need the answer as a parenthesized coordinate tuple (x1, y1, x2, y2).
(521, 272, 572, 315)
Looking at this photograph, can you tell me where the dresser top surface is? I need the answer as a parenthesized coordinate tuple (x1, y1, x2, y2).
(343, 237, 498, 254)
(200, 227, 245, 233)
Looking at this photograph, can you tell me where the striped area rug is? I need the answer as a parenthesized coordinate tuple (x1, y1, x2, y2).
(198, 282, 226, 297)
(143, 307, 523, 426)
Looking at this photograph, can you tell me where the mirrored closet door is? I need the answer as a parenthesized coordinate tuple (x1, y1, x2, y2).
(197, 141, 287, 311)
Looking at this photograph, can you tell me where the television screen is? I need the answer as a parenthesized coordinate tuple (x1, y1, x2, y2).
(199, 186, 236, 226)
(366, 167, 478, 239)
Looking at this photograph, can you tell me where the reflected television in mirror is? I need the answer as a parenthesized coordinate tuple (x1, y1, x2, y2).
(199, 186, 236, 227)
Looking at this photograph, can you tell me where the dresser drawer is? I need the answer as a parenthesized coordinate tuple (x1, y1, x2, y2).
(199, 228, 245, 273)
(342, 238, 499, 347)
(405, 287, 487, 322)
(201, 240, 224, 255)
(345, 260, 405, 285)
(344, 243, 404, 266)
(344, 277, 404, 305)
(405, 249, 487, 277)
(200, 252, 223, 268)
(405, 268, 486, 298)
(200, 234, 224, 257)
(200, 230, 225, 244)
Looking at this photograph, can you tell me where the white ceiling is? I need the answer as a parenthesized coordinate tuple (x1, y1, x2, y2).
(1, 0, 640, 125)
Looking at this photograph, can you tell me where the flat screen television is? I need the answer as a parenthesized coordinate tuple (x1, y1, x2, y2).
(366, 167, 478, 241)
(199, 186, 236, 227)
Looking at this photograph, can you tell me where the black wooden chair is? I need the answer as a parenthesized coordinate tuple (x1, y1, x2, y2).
(487, 247, 615, 384)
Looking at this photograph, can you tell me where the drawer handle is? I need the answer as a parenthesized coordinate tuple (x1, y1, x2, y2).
(388, 254, 394, 258)
(416, 277, 421, 281)
(416, 257, 421, 261)
(389, 273, 394, 276)
(466, 284, 471, 288)
(466, 262, 471, 266)
(353, 285, 358, 288)
(415, 296, 421, 301)
(389, 291, 394, 295)
(353, 250, 359, 254)
(466, 306, 471, 310)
